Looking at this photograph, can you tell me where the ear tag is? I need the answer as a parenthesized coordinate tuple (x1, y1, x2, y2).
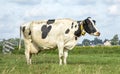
(80, 24, 86, 36)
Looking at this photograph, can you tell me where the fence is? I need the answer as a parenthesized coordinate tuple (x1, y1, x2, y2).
(2, 41, 15, 54)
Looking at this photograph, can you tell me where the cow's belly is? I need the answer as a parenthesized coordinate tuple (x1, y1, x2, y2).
(38, 42, 57, 50)
(32, 36, 57, 50)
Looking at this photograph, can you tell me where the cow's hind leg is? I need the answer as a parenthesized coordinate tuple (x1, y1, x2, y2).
(58, 43, 64, 65)
(24, 42, 32, 64)
(24, 40, 39, 64)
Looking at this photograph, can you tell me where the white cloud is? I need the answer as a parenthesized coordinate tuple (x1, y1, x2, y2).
(117, 0, 120, 2)
(23, 3, 99, 20)
(108, 5, 120, 15)
(0, 0, 120, 41)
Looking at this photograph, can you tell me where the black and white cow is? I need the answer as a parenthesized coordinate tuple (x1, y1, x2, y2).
(19, 17, 100, 65)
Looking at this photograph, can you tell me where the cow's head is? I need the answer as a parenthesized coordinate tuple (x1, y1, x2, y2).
(82, 17, 100, 36)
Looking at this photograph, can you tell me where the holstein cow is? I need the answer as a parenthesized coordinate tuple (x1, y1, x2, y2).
(19, 17, 100, 65)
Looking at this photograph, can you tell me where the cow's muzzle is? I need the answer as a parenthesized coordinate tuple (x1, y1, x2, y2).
(94, 32, 100, 36)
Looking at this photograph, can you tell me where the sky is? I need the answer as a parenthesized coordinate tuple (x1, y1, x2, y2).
(0, 0, 120, 43)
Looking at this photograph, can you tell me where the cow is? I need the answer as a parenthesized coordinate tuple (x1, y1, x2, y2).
(19, 17, 100, 65)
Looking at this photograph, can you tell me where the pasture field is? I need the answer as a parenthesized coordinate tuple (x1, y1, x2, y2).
(0, 46, 120, 74)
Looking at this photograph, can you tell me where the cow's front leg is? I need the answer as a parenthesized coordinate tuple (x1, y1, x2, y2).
(63, 49, 68, 65)
(58, 43, 64, 65)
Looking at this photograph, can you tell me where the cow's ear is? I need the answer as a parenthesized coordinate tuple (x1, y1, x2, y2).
(93, 20, 96, 24)
(87, 17, 91, 19)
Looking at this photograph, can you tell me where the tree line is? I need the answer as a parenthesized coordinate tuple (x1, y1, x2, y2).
(0, 34, 119, 47)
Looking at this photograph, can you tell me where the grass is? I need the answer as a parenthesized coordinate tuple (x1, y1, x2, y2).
(0, 46, 120, 74)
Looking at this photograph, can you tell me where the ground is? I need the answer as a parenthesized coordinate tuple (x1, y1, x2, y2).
(0, 46, 120, 74)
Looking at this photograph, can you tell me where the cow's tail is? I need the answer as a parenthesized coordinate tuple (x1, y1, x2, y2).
(18, 26, 22, 50)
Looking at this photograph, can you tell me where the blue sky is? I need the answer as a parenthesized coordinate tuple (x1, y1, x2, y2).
(0, 0, 120, 43)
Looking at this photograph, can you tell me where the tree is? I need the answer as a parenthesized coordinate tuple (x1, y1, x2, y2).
(111, 34, 119, 45)
(119, 40, 120, 45)
(104, 39, 109, 43)
(82, 39, 91, 46)
(91, 37, 103, 45)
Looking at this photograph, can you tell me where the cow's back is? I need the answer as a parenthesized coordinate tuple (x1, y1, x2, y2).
(29, 18, 77, 50)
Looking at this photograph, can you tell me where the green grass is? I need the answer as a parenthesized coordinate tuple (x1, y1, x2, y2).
(0, 46, 120, 74)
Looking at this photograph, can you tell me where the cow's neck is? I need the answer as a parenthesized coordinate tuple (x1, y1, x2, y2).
(74, 21, 86, 37)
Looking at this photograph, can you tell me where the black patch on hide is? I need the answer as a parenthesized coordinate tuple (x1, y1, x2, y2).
(47, 19, 55, 24)
(71, 22, 74, 29)
(75, 25, 77, 28)
(75, 37, 77, 40)
(74, 23, 81, 37)
(77, 21, 81, 24)
(22, 26, 25, 32)
(65, 29, 70, 34)
(41, 25, 52, 39)
(29, 30, 31, 35)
